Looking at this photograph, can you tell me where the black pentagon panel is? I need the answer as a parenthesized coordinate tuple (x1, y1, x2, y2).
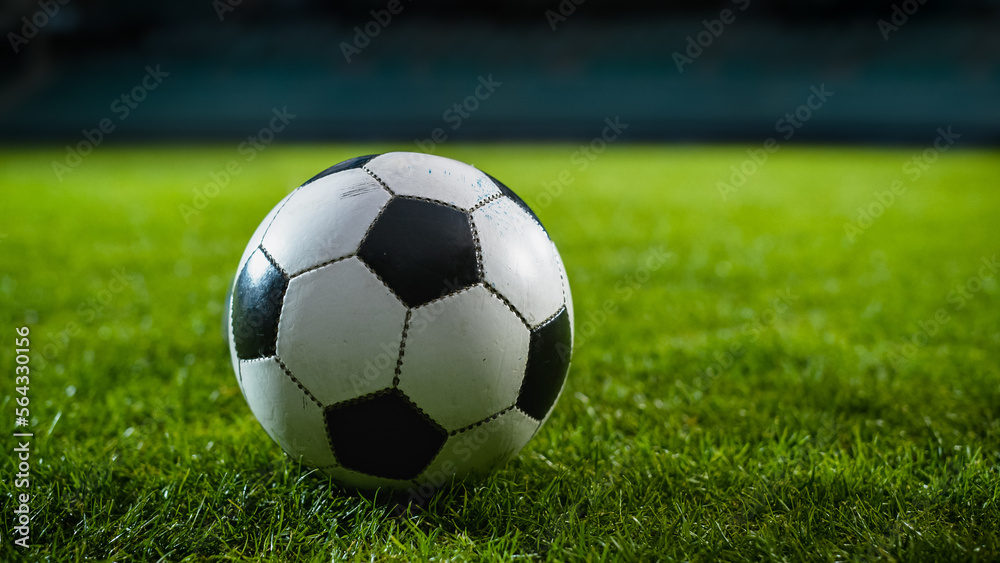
(325, 389, 447, 481)
(517, 307, 573, 420)
(231, 248, 289, 360)
(358, 198, 480, 308)
(486, 173, 545, 233)
(302, 154, 380, 186)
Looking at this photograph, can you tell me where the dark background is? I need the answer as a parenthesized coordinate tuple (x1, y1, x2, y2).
(1, 0, 998, 143)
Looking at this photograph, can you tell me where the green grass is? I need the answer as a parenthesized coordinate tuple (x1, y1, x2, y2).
(1, 143, 999, 561)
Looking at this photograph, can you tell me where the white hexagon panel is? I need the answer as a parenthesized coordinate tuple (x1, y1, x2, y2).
(236, 191, 294, 276)
(419, 408, 539, 483)
(551, 239, 575, 338)
(277, 257, 407, 406)
(261, 168, 390, 276)
(473, 196, 565, 328)
(239, 356, 337, 468)
(397, 285, 530, 432)
(365, 151, 501, 211)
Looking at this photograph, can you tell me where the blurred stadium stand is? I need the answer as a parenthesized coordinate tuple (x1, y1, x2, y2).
(1, 0, 998, 143)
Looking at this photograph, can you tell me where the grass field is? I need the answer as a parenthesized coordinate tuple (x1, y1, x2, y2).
(1, 143, 999, 561)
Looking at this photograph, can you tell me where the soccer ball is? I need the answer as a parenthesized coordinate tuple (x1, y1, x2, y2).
(226, 152, 574, 491)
